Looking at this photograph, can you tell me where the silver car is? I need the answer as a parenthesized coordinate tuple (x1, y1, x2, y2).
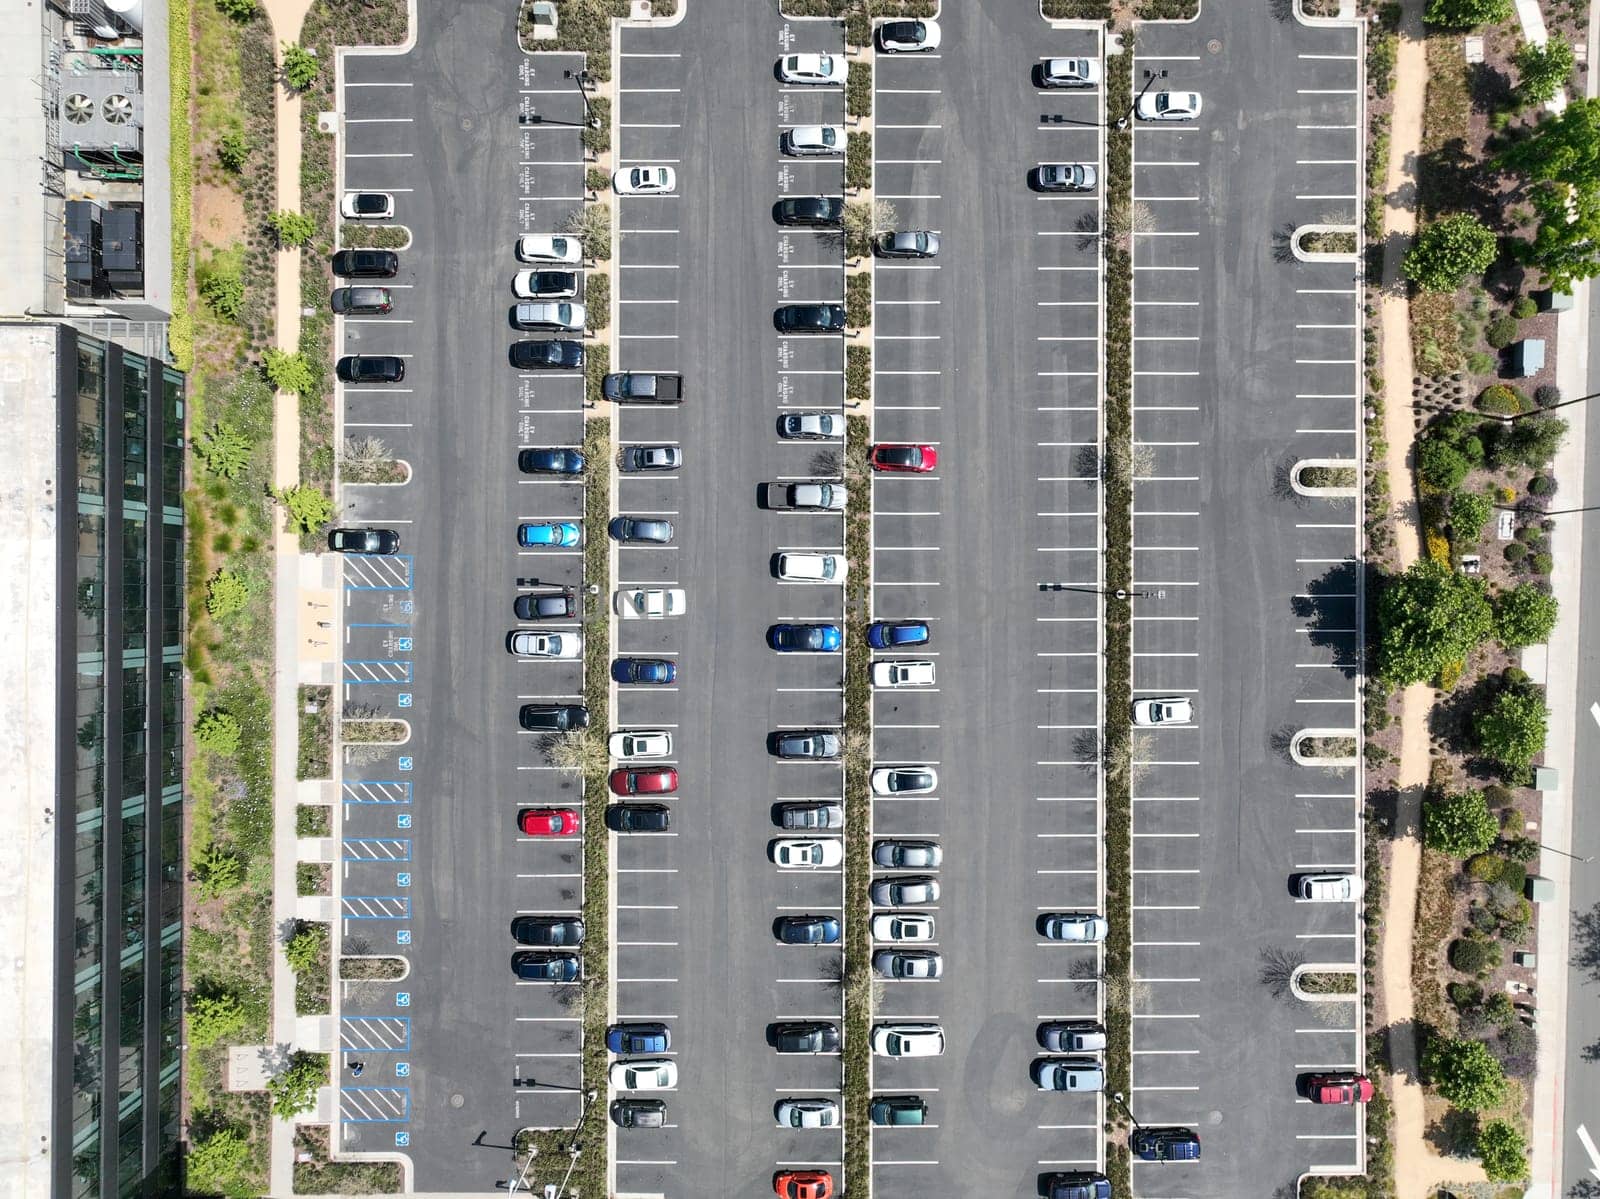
(873, 840, 943, 869)
(622, 445, 682, 472)
(871, 876, 939, 906)
(1040, 57, 1101, 88)
(873, 949, 943, 980)
(775, 1098, 840, 1128)
(780, 412, 843, 440)
(1035, 163, 1097, 192)
(783, 124, 844, 156)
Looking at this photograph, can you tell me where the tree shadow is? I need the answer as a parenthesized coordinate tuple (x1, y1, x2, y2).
(1289, 564, 1362, 678)
(1367, 785, 1420, 839)
(1571, 903, 1600, 985)
(1416, 139, 1499, 224)
(1467, 63, 1515, 117)
(1427, 668, 1501, 760)
(1424, 1106, 1480, 1158)
(1271, 222, 1297, 264)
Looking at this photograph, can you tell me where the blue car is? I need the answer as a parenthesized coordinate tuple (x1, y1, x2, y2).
(606, 1022, 671, 1054)
(868, 620, 929, 649)
(518, 521, 581, 548)
(612, 657, 677, 685)
(519, 447, 586, 475)
(775, 915, 842, 945)
(768, 623, 843, 653)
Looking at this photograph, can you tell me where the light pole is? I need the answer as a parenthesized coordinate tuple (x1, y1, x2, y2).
(1540, 842, 1595, 864)
(507, 1146, 539, 1194)
(1114, 68, 1166, 129)
(564, 68, 599, 130)
(1111, 1090, 1142, 1131)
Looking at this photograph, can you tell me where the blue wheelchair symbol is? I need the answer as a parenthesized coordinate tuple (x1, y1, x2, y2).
(397, 813, 412, 829)
(396, 992, 411, 1008)
(397, 872, 412, 888)
(398, 693, 413, 708)
(397, 637, 413, 652)
(400, 600, 413, 614)
(397, 929, 412, 945)
(395, 1131, 410, 1147)
(398, 756, 413, 772)
(396, 1061, 411, 1078)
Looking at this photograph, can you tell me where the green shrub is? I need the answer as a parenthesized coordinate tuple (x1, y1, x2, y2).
(196, 709, 243, 756)
(847, 61, 872, 118)
(1418, 438, 1472, 489)
(1488, 415, 1566, 470)
(1449, 935, 1502, 975)
(1497, 860, 1528, 894)
(1466, 852, 1505, 881)
(268, 1051, 327, 1118)
(846, 344, 870, 402)
(1503, 834, 1539, 862)
(1529, 551, 1554, 574)
(1535, 384, 1561, 408)
(1477, 1119, 1530, 1181)
(285, 922, 327, 974)
(214, 0, 256, 16)
(1447, 980, 1483, 1010)
(561, 202, 611, 262)
(199, 262, 244, 321)
(584, 274, 609, 332)
(188, 988, 248, 1048)
(268, 209, 317, 247)
(1425, 790, 1499, 856)
(1476, 684, 1548, 771)
(1425, 0, 1513, 26)
(185, 1128, 253, 1195)
(1515, 34, 1575, 106)
(195, 841, 243, 900)
(217, 129, 250, 172)
(1465, 350, 1497, 374)
(846, 272, 871, 328)
(1424, 1035, 1510, 1109)
(1403, 214, 1498, 291)
(194, 421, 252, 477)
(1486, 315, 1520, 349)
(846, 132, 872, 191)
(585, 167, 609, 195)
(1450, 490, 1494, 539)
(1475, 383, 1526, 414)
(1503, 541, 1527, 563)
(281, 43, 319, 90)
(1527, 473, 1556, 497)
(1511, 295, 1538, 318)
(206, 569, 250, 620)
(1495, 582, 1558, 647)
(275, 484, 335, 535)
(263, 348, 315, 397)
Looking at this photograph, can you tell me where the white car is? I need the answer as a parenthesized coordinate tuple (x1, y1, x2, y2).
(1035, 163, 1097, 192)
(871, 1023, 944, 1058)
(1136, 90, 1202, 121)
(776, 1098, 840, 1128)
(872, 660, 935, 688)
(1131, 696, 1193, 726)
(615, 588, 688, 620)
(872, 913, 934, 943)
(1041, 913, 1110, 943)
(772, 838, 844, 869)
(780, 412, 843, 440)
(876, 18, 940, 52)
(871, 766, 937, 796)
(516, 234, 584, 264)
(1300, 873, 1361, 902)
(609, 1059, 677, 1090)
(340, 191, 394, 219)
(1040, 57, 1101, 89)
(507, 630, 583, 659)
(613, 165, 677, 195)
(512, 269, 580, 299)
(783, 125, 844, 156)
(778, 553, 846, 583)
(778, 52, 842, 84)
(609, 730, 674, 760)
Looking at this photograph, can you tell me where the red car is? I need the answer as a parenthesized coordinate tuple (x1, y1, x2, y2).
(774, 1171, 833, 1199)
(1306, 1073, 1374, 1104)
(609, 767, 679, 796)
(520, 808, 581, 836)
(869, 443, 937, 473)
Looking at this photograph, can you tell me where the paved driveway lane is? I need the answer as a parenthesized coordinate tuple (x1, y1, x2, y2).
(1129, 11, 1364, 1195)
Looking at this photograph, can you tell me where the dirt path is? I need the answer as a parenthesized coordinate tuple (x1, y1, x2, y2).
(1376, 2, 1487, 1192)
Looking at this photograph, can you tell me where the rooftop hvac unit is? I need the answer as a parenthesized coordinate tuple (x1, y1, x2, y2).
(57, 67, 142, 155)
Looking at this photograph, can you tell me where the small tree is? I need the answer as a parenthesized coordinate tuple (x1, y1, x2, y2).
(205, 569, 250, 620)
(560, 203, 611, 262)
(1375, 560, 1494, 684)
(1417, 438, 1472, 490)
(280, 43, 319, 90)
(842, 198, 896, 258)
(1487, 414, 1567, 470)
(1423, 790, 1498, 857)
(284, 922, 327, 974)
(199, 264, 244, 321)
(1476, 1120, 1529, 1182)
(1475, 684, 1548, 771)
(262, 348, 316, 397)
(194, 421, 252, 478)
(195, 842, 243, 900)
(274, 484, 335, 534)
(1450, 489, 1494, 539)
(195, 709, 242, 756)
(1495, 583, 1559, 648)
(217, 129, 250, 172)
(1424, 0, 1513, 26)
(1515, 34, 1575, 106)
(267, 1051, 326, 1118)
(187, 988, 248, 1048)
(1403, 214, 1499, 292)
(214, 0, 257, 17)
(267, 209, 316, 248)
(184, 1128, 252, 1194)
(1423, 1035, 1508, 1109)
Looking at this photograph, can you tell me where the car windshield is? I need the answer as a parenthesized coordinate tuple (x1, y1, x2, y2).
(355, 194, 384, 212)
(1156, 93, 1173, 112)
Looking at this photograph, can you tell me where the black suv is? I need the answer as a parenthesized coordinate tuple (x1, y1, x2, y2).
(774, 196, 844, 227)
(327, 527, 400, 554)
(775, 304, 846, 334)
(511, 339, 584, 370)
(514, 590, 578, 621)
(511, 916, 585, 946)
(511, 952, 581, 982)
(518, 704, 590, 732)
(772, 1021, 841, 1054)
(606, 803, 672, 833)
(331, 249, 399, 277)
(336, 355, 405, 383)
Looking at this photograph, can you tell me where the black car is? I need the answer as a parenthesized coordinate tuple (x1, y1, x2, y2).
(519, 447, 586, 475)
(327, 527, 400, 554)
(775, 915, 841, 945)
(511, 916, 585, 947)
(772, 1021, 841, 1054)
(869, 1095, 928, 1126)
(330, 286, 393, 314)
(512, 951, 581, 982)
(775, 304, 846, 334)
(774, 196, 845, 227)
(606, 803, 672, 833)
(622, 445, 682, 472)
(511, 339, 584, 370)
(772, 729, 841, 759)
(608, 516, 674, 543)
(610, 1098, 666, 1128)
(518, 270, 581, 297)
(336, 355, 405, 383)
(873, 230, 940, 259)
(331, 249, 399, 277)
(519, 704, 590, 732)
(515, 590, 578, 621)
(768, 624, 840, 652)
(1130, 1126, 1202, 1162)
(779, 802, 844, 830)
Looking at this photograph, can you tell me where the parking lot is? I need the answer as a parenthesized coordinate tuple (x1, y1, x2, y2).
(866, 8, 1106, 1197)
(333, 7, 594, 1187)
(607, 4, 848, 1195)
(1128, 9, 1366, 1194)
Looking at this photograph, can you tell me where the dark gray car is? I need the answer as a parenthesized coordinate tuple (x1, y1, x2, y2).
(622, 445, 682, 472)
(519, 704, 590, 732)
(779, 802, 844, 830)
(874, 230, 940, 259)
(870, 876, 940, 905)
(772, 1022, 841, 1054)
(610, 1098, 666, 1128)
(773, 730, 841, 759)
(608, 516, 674, 544)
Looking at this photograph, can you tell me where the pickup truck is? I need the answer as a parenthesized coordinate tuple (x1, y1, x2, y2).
(602, 372, 684, 404)
(762, 481, 848, 512)
(614, 587, 688, 620)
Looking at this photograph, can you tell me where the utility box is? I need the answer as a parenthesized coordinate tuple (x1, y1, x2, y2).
(1509, 338, 1546, 378)
(1534, 286, 1575, 313)
(1527, 875, 1555, 904)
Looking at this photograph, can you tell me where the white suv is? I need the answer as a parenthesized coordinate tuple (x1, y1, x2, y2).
(872, 1023, 944, 1058)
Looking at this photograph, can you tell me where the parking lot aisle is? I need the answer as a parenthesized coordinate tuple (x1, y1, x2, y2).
(867, 9, 1105, 1198)
(332, 9, 593, 1187)
(609, 6, 846, 1196)
(1129, 12, 1365, 1195)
